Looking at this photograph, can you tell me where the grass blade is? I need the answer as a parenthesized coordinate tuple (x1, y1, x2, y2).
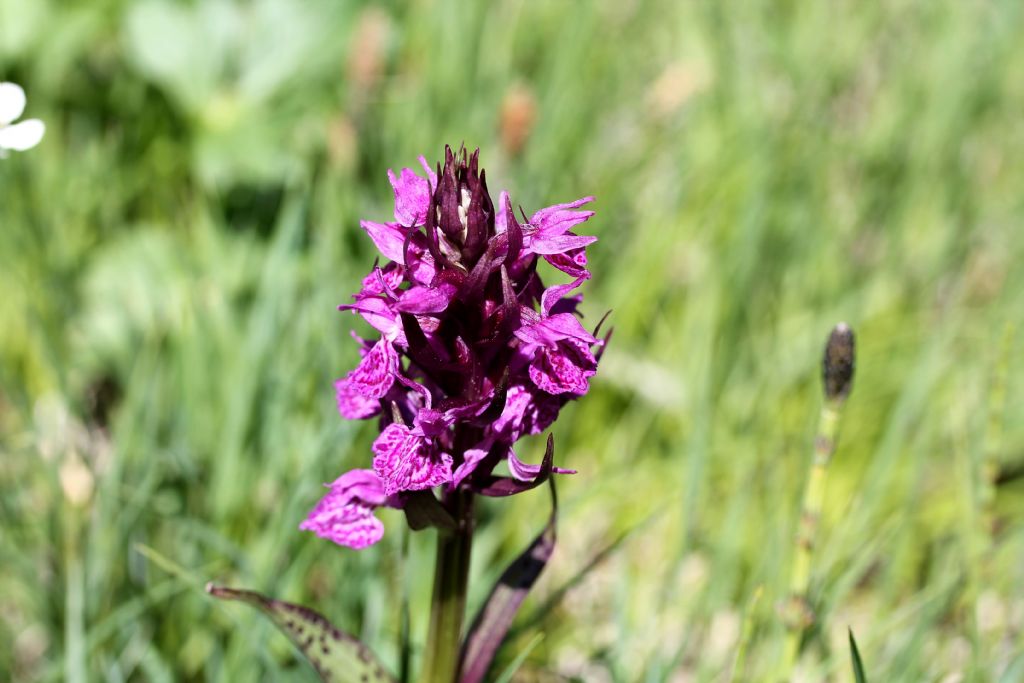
(849, 628, 868, 683)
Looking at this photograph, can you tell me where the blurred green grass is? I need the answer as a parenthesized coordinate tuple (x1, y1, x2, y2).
(2, 0, 1024, 680)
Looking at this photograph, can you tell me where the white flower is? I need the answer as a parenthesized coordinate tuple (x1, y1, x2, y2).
(0, 82, 45, 156)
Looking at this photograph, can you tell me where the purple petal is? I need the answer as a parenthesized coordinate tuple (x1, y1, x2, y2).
(414, 408, 450, 437)
(494, 191, 511, 233)
(491, 385, 531, 438)
(542, 247, 590, 279)
(529, 233, 598, 256)
(418, 155, 437, 180)
(355, 263, 404, 301)
(344, 338, 398, 399)
(327, 468, 390, 505)
(507, 448, 543, 481)
(473, 434, 557, 497)
(549, 294, 583, 316)
(300, 499, 383, 549)
(395, 374, 433, 408)
(372, 423, 453, 496)
(299, 469, 389, 549)
(335, 378, 382, 419)
(393, 281, 458, 314)
(529, 338, 597, 395)
(416, 395, 492, 438)
(540, 278, 586, 317)
(452, 440, 495, 486)
(515, 312, 599, 347)
(492, 383, 562, 440)
(360, 220, 410, 263)
(404, 234, 438, 284)
(444, 395, 493, 421)
(529, 197, 595, 238)
(508, 448, 576, 481)
(339, 298, 405, 343)
(388, 165, 433, 226)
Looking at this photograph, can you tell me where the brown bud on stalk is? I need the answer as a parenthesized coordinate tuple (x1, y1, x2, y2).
(822, 323, 855, 401)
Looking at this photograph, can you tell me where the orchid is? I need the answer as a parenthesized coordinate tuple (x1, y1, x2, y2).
(0, 82, 45, 156)
(303, 146, 604, 550)
(214, 147, 603, 683)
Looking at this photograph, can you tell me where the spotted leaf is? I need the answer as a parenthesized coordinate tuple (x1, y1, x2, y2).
(206, 584, 395, 683)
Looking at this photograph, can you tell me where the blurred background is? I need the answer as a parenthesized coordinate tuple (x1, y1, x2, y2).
(2, 0, 1024, 681)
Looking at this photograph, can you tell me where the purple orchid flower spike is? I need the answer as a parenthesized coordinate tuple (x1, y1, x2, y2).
(302, 146, 604, 550)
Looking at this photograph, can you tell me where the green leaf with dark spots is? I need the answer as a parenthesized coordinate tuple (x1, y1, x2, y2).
(207, 584, 395, 683)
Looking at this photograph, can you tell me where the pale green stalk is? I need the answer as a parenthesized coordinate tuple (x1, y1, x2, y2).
(781, 400, 842, 674)
(781, 324, 855, 680)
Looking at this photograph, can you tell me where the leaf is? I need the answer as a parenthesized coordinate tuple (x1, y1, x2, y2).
(401, 489, 457, 532)
(206, 584, 395, 683)
(849, 628, 868, 683)
(459, 481, 557, 683)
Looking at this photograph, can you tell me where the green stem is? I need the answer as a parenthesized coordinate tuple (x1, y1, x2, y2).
(781, 399, 842, 678)
(419, 489, 474, 683)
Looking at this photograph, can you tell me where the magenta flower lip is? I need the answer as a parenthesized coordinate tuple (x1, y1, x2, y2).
(302, 145, 605, 549)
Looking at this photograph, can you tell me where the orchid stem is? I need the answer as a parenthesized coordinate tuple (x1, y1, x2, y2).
(420, 489, 474, 683)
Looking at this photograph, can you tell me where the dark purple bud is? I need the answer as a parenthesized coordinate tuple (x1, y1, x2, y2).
(436, 146, 464, 247)
(460, 241, 497, 303)
(427, 145, 496, 271)
(498, 265, 521, 332)
(423, 181, 453, 270)
(503, 199, 523, 264)
(462, 154, 494, 263)
(823, 322, 855, 401)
